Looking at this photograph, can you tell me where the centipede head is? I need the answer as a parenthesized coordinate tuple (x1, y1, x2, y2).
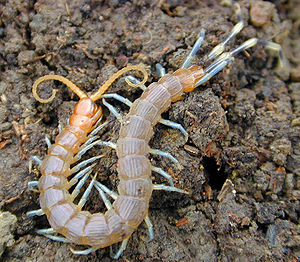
(70, 98, 102, 132)
(73, 98, 99, 117)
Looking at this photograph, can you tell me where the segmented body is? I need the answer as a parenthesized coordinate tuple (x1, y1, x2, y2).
(36, 65, 204, 249)
(38, 98, 111, 245)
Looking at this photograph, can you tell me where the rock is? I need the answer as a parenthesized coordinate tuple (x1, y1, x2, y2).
(17, 50, 36, 66)
(0, 104, 8, 123)
(269, 137, 292, 166)
(250, 1, 275, 27)
(291, 66, 300, 82)
(0, 211, 17, 257)
(255, 202, 284, 224)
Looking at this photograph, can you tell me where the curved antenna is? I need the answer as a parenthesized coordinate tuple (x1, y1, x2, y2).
(32, 65, 148, 103)
(32, 75, 88, 103)
(90, 65, 148, 102)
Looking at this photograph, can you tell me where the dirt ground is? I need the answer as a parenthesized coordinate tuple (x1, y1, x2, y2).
(0, 0, 299, 261)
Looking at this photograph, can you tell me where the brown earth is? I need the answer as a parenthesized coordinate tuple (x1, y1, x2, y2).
(0, 0, 299, 261)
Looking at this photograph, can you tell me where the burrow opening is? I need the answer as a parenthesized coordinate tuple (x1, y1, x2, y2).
(202, 157, 227, 191)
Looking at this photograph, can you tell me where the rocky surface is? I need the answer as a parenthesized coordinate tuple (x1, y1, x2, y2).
(0, 0, 299, 261)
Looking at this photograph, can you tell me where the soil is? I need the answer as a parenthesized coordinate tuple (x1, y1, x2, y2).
(0, 0, 299, 261)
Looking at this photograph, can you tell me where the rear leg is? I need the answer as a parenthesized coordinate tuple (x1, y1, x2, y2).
(195, 2, 283, 87)
(181, 29, 206, 68)
(207, 2, 244, 61)
(195, 37, 283, 87)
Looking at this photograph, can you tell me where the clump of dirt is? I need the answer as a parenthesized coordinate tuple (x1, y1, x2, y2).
(0, 0, 299, 261)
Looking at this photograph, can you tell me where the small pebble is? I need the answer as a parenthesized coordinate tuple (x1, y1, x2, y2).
(0, 122, 12, 132)
(250, 1, 274, 27)
(291, 66, 300, 82)
(17, 50, 35, 66)
(291, 117, 300, 127)
(0, 211, 17, 257)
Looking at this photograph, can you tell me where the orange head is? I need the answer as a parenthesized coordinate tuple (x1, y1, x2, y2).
(69, 98, 102, 132)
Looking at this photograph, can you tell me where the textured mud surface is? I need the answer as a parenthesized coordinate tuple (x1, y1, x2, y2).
(0, 0, 299, 261)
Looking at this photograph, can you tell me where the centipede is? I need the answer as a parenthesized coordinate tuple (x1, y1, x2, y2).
(27, 2, 283, 259)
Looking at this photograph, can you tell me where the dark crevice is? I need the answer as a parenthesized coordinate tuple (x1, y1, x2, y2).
(202, 157, 227, 191)
(39, 57, 57, 71)
(24, 22, 34, 49)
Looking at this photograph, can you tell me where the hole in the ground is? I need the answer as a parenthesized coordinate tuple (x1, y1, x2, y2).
(202, 157, 227, 190)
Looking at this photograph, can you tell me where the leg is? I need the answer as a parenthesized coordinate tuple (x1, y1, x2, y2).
(94, 181, 118, 200)
(68, 163, 96, 187)
(70, 170, 93, 200)
(141, 215, 154, 242)
(36, 228, 70, 243)
(94, 183, 113, 210)
(26, 209, 44, 217)
(74, 140, 116, 161)
(110, 237, 130, 259)
(43, 234, 70, 243)
(89, 120, 109, 137)
(102, 98, 123, 122)
(78, 135, 100, 150)
(70, 247, 98, 255)
(77, 173, 98, 209)
(151, 166, 174, 187)
(70, 154, 104, 173)
(28, 181, 39, 192)
(195, 58, 233, 87)
(181, 28, 206, 68)
(45, 135, 51, 148)
(90, 114, 103, 132)
(149, 148, 182, 170)
(58, 122, 63, 133)
(155, 63, 166, 77)
(159, 118, 188, 142)
(229, 38, 283, 67)
(36, 228, 55, 234)
(153, 184, 188, 194)
(101, 93, 132, 107)
(28, 155, 42, 172)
